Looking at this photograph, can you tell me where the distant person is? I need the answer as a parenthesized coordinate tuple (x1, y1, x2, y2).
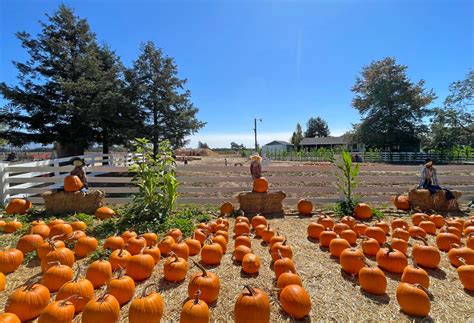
(224, 158, 228, 167)
(355, 153, 362, 163)
(184, 156, 188, 165)
(418, 158, 454, 200)
(250, 153, 262, 179)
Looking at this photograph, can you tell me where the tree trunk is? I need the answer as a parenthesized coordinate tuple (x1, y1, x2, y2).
(55, 142, 85, 158)
(152, 105, 158, 158)
(102, 129, 110, 165)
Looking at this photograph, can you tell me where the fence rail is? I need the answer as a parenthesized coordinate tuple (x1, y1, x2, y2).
(1, 154, 473, 206)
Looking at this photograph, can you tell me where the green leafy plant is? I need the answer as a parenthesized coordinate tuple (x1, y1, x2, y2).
(334, 150, 360, 216)
(127, 138, 179, 224)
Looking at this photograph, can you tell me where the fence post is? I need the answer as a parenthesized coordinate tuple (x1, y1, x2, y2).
(54, 159, 59, 178)
(0, 163, 10, 206)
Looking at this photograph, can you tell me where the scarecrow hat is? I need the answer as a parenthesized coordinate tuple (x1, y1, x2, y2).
(250, 153, 262, 162)
(69, 157, 88, 167)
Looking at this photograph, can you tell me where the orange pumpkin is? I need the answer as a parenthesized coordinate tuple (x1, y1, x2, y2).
(64, 175, 83, 192)
(95, 206, 116, 220)
(354, 203, 372, 219)
(5, 198, 32, 215)
(252, 177, 268, 193)
(393, 195, 410, 211)
(220, 202, 234, 215)
(297, 199, 313, 216)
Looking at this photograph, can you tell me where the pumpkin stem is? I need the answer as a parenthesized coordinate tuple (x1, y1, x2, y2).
(60, 294, 83, 306)
(277, 249, 283, 259)
(193, 289, 202, 305)
(50, 234, 62, 241)
(191, 258, 207, 277)
(413, 236, 429, 246)
(72, 264, 82, 282)
(141, 282, 157, 297)
(47, 260, 61, 267)
(243, 285, 256, 296)
(456, 256, 467, 266)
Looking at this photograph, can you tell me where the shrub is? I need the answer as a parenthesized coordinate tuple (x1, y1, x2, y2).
(334, 150, 360, 216)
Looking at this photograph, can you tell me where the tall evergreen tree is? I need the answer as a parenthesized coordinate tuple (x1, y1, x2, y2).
(304, 117, 330, 138)
(127, 41, 205, 156)
(291, 123, 303, 150)
(351, 57, 436, 151)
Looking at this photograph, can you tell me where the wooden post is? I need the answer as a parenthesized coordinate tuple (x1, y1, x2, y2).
(0, 162, 10, 206)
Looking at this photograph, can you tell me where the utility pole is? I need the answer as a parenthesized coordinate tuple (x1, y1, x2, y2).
(254, 118, 262, 152)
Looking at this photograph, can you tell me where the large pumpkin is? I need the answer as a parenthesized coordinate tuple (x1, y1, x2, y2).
(297, 199, 313, 216)
(279, 284, 311, 319)
(234, 285, 270, 323)
(393, 195, 410, 211)
(396, 283, 430, 317)
(5, 283, 51, 322)
(64, 175, 83, 192)
(128, 283, 164, 323)
(5, 198, 32, 215)
(354, 203, 372, 219)
(95, 207, 116, 220)
(252, 177, 268, 193)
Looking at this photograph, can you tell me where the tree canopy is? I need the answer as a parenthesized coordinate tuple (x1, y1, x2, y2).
(351, 57, 436, 151)
(291, 123, 303, 150)
(304, 117, 330, 138)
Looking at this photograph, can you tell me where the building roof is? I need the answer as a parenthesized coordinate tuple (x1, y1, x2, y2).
(300, 136, 350, 145)
(263, 140, 293, 146)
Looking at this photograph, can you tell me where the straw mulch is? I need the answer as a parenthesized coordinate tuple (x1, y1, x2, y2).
(1, 214, 473, 322)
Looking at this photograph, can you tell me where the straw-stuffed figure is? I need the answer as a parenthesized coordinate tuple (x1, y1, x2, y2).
(69, 157, 88, 192)
(250, 154, 262, 179)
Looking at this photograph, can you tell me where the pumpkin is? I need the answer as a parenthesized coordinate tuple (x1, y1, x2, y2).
(211, 234, 227, 254)
(188, 259, 221, 304)
(40, 244, 75, 272)
(269, 231, 285, 248)
(0, 248, 24, 273)
(396, 283, 430, 317)
(180, 290, 210, 323)
(411, 213, 429, 226)
(37, 299, 75, 323)
(121, 230, 137, 242)
(41, 261, 74, 292)
(329, 236, 351, 258)
(220, 201, 234, 215)
(30, 224, 50, 238)
(358, 262, 387, 295)
(47, 219, 66, 229)
(109, 248, 132, 270)
(71, 220, 87, 231)
(393, 195, 410, 210)
(376, 244, 408, 274)
(235, 220, 250, 237)
(216, 217, 230, 227)
(419, 221, 436, 235)
(185, 237, 202, 256)
(74, 236, 98, 258)
(143, 244, 161, 264)
(250, 214, 267, 229)
(0, 271, 5, 291)
(440, 225, 462, 239)
(86, 259, 113, 289)
(365, 226, 386, 245)
(201, 241, 223, 265)
(392, 228, 410, 241)
(412, 237, 441, 269)
(193, 229, 207, 245)
(235, 235, 252, 249)
(55, 266, 94, 313)
(235, 215, 250, 224)
(467, 233, 474, 249)
(391, 237, 408, 255)
(170, 238, 190, 260)
(361, 237, 380, 256)
(234, 285, 270, 323)
(65, 230, 86, 243)
(107, 268, 136, 305)
(274, 253, 296, 278)
(340, 248, 365, 274)
(456, 258, 474, 291)
(128, 283, 164, 323)
(429, 214, 445, 228)
(446, 219, 464, 232)
(354, 203, 372, 219)
(297, 199, 313, 216)
(464, 226, 474, 236)
(307, 222, 325, 239)
(5, 282, 50, 322)
(374, 220, 390, 235)
(340, 229, 357, 246)
(254, 224, 266, 237)
(252, 177, 268, 193)
(126, 250, 155, 281)
(233, 245, 252, 262)
(319, 229, 337, 248)
(341, 216, 356, 229)
(197, 223, 211, 234)
(126, 236, 147, 255)
(279, 284, 311, 319)
(391, 218, 409, 231)
(102, 234, 123, 252)
(5, 198, 32, 215)
(158, 236, 175, 255)
(0, 313, 20, 323)
(333, 223, 350, 235)
(82, 293, 120, 323)
(242, 253, 261, 274)
(163, 253, 188, 282)
(168, 228, 183, 242)
(401, 261, 430, 288)
(49, 223, 73, 240)
(447, 244, 474, 267)
(270, 239, 293, 261)
(436, 232, 461, 251)
(277, 271, 302, 289)
(38, 239, 65, 259)
(16, 234, 43, 255)
(64, 175, 83, 192)
(4, 219, 23, 233)
(317, 215, 335, 229)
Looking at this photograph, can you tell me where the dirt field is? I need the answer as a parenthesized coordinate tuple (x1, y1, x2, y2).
(1, 214, 473, 322)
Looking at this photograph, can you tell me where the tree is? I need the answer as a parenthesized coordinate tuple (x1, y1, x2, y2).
(351, 57, 436, 151)
(0, 5, 140, 157)
(126, 41, 205, 157)
(428, 70, 473, 148)
(290, 123, 304, 150)
(304, 117, 330, 138)
(230, 142, 245, 150)
(197, 141, 209, 149)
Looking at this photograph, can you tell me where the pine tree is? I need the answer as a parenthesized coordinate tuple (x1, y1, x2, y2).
(304, 117, 330, 138)
(290, 123, 304, 150)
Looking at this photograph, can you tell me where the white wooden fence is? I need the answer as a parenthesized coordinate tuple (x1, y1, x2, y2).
(1, 154, 473, 206)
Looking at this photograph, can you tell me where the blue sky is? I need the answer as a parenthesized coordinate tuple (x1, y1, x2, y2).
(1, 0, 473, 148)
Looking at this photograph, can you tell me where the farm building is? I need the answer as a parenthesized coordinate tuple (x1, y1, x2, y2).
(300, 135, 365, 151)
(261, 140, 294, 154)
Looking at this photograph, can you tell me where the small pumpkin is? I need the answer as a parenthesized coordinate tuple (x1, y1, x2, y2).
(0, 313, 20, 323)
(30, 224, 50, 238)
(37, 298, 75, 323)
(307, 222, 325, 239)
(74, 236, 98, 258)
(40, 243, 75, 272)
(411, 213, 429, 226)
(392, 228, 410, 241)
(107, 268, 136, 305)
(317, 215, 335, 229)
(220, 201, 234, 215)
(340, 248, 365, 275)
(180, 290, 210, 323)
(126, 248, 155, 281)
(447, 244, 474, 267)
(270, 239, 293, 261)
(121, 229, 137, 243)
(333, 223, 351, 235)
(4, 219, 23, 233)
(401, 260, 430, 288)
(391, 236, 408, 255)
(429, 214, 445, 228)
(456, 257, 474, 291)
(200, 241, 223, 265)
(143, 244, 161, 264)
(419, 221, 437, 235)
(276, 271, 302, 289)
(365, 226, 386, 245)
(354, 203, 372, 219)
(234, 285, 270, 323)
(82, 293, 120, 323)
(339, 229, 357, 246)
(64, 175, 83, 192)
(126, 236, 147, 255)
(396, 283, 430, 317)
(86, 259, 113, 289)
(55, 265, 94, 313)
(436, 232, 461, 251)
(163, 253, 188, 282)
(376, 244, 408, 274)
(38, 238, 65, 259)
(319, 229, 337, 248)
(235, 234, 252, 248)
(141, 231, 158, 246)
(235, 220, 251, 237)
(250, 214, 267, 229)
(361, 237, 380, 256)
(329, 236, 351, 258)
(71, 220, 87, 231)
(49, 223, 73, 240)
(211, 234, 227, 254)
(242, 253, 261, 275)
(167, 228, 183, 242)
(103, 233, 124, 249)
(109, 248, 132, 270)
(274, 252, 296, 278)
(158, 236, 175, 255)
(358, 261, 387, 295)
(41, 261, 74, 292)
(185, 237, 202, 256)
(374, 220, 390, 235)
(392, 195, 410, 210)
(391, 218, 409, 231)
(128, 283, 164, 323)
(16, 234, 43, 255)
(412, 237, 441, 269)
(188, 259, 221, 304)
(254, 224, 266, 237)
(252, 177, 268, 193)
(279, 284, 311, 319)
(297, 199, 313, 216)
(233, 245, 252, 262)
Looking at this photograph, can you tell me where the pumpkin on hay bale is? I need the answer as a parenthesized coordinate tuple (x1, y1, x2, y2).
(252, 177, 268, 193)
(63, 175, 83, 192)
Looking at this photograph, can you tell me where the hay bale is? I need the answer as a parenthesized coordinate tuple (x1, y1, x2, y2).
(236, 190, 286, 216)
(42, 190, 105, 216)
(408, 188, 462, 212)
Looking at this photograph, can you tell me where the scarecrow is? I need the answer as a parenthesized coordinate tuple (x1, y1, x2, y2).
(69, 157, 88, 192)
(250, 153, 262, 179)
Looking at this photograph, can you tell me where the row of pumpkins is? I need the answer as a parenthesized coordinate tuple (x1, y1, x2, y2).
(306, 212, 474, 317)
(0, 211, 312, 322)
